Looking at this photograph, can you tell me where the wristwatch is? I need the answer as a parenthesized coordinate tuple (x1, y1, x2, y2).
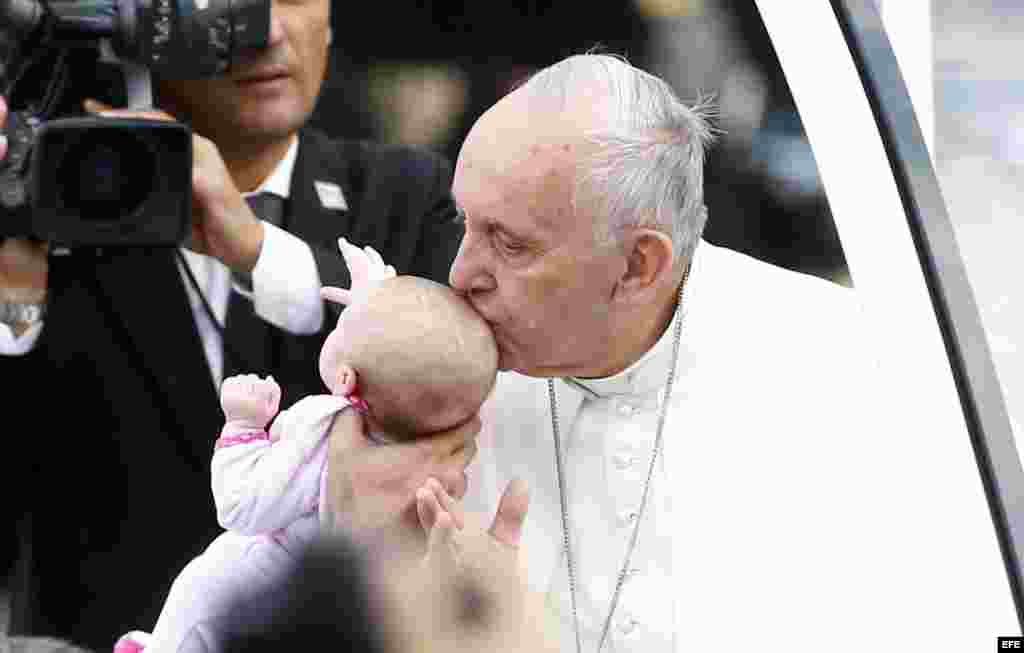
(0, 301, 46, 327)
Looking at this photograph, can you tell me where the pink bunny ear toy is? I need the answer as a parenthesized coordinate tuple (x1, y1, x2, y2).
(320, 285, 351, 306)
(322, 236, 397, 309)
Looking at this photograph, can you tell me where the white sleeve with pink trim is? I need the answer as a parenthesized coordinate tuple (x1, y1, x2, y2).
(211, 394, 351, 535)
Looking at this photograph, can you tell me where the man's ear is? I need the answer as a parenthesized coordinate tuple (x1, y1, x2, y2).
(611, 228, 675, 304)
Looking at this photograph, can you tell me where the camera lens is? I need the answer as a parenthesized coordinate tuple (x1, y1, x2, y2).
(58, 131, 156, 220)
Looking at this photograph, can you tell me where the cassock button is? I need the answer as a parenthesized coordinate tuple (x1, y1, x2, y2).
(618, 510, 639, 528)
(617, 401, 636, 416)
(618, 614, 640, 635)
(612, 452, 635, 470)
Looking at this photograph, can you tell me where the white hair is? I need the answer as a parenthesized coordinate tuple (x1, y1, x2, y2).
(521, 53, 717, 269)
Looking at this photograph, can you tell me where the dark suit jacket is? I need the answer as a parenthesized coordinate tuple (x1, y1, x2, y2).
(2, 128, 463, 651)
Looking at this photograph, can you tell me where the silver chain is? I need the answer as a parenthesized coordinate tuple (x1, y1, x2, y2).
(549, 280, 687, 653)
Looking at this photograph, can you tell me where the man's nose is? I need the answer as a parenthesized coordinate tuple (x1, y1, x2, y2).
(449, 236, 495, 295)
(266, 7, 286, 47)
(237, 4, 285, 60)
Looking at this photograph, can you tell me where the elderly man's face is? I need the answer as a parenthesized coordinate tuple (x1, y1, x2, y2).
(155, 0, 330, 143)
(449, 103, 624, 377)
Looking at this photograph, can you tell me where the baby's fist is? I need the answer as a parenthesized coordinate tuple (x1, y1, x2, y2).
(220, 374, 281, 429)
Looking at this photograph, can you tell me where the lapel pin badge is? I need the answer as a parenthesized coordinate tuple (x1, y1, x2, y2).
(314, 180, 348, 211)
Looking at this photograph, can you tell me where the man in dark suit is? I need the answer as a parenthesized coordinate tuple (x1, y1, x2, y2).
(0, 0, 474, 648)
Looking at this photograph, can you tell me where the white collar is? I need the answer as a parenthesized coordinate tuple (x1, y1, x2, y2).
(253, 134, 300, 199)
(563, 244, 702, 400)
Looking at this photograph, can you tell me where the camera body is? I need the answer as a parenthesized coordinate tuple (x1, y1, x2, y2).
(30, 116, 193, 246)
(0, 0, 270, 246)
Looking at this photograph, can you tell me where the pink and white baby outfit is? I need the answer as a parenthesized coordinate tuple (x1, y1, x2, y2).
(129, 394, 354, 653)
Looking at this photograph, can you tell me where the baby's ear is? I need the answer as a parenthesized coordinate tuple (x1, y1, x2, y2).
(334, 363, 357, 396)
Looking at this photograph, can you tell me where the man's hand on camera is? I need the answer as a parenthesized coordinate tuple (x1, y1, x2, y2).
(0, 96, 50, 338)
(0, 238, 49, 337)
(83, 99, 265, 276)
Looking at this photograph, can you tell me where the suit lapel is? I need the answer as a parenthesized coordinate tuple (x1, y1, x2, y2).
(92, 248, 222, 470)
(285, 129, 355, 243)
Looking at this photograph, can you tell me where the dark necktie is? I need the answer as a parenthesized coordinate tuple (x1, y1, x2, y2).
(222, 192, 285, 379)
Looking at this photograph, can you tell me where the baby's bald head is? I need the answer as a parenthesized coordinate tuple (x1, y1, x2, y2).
(320, 276, 498, 439)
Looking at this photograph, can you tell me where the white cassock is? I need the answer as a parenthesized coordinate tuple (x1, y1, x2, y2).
(464, 240, 914, 653)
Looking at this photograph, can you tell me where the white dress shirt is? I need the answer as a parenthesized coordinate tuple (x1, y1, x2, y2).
(1, 135, 330, 390)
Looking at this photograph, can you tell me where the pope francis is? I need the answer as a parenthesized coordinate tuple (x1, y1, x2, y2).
(330, 54, 896, 653)
(445, 54, 890, 653)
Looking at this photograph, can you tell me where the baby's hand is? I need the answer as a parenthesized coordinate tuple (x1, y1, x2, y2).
(320, 237, 397, 307)
(220, 374, 281, 429)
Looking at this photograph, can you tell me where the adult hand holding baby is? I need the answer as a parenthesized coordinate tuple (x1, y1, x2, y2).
(324, 410, 479, 537)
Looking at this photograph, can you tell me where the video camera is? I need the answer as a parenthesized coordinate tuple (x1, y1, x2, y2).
(0, 0, 269, 246)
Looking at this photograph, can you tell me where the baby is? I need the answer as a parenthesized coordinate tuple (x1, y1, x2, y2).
(114, 239, 497, 653)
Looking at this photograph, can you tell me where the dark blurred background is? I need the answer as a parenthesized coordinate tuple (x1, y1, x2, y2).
(310, 0, 849, 284)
